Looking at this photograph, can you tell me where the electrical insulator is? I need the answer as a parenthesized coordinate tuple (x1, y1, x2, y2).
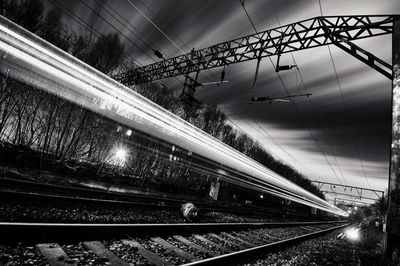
(250, 96, 268, 103)
(153, 50, 164, 59)
(276, 64, 297, 72)
(220, 69, 225, 83)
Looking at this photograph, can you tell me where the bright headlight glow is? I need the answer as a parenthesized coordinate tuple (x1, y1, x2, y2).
(0, 15, 349, 216)
(115, 148, 127, 161)
(345, 227, 361, 241)
(109, 147, 128, 166)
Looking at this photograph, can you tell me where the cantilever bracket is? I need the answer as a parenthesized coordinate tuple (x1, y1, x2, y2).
(319, 20, 392, 80)
(332, 39, 392, 80)
(181, 71, 203, 107)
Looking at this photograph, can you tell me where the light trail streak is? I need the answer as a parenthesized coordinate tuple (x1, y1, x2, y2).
(0, 15, 347, 216)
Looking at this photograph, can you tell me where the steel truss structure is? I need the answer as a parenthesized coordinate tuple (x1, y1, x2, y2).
(311, 180, 384, 202)
(334, 197, 370, 206)
(115, 15, 397, 85)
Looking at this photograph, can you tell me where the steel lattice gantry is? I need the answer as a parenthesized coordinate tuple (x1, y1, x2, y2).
(115, 15, 397, 85)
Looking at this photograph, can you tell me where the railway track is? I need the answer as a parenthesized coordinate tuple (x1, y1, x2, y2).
(0, 178, 315, 218)
(0, 221, 348, 265)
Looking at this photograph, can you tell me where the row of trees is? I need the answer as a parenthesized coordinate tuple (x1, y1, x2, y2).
(0, 0, 323, 200)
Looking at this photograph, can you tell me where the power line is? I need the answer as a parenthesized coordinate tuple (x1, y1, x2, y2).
(196, 79, 323, 181)
(99, 0, 161, 54)
(239, 0, 344, 184)
(47, 0, 141, 67)
(227, 106, 324, 181)
(239, 0, 258, 33)
(217, 101, 323, 181)
(124, 0, 220, 83)
(134, 0, 196, 55)
(125, 0, 186, 55)
(213, 97, 324, 181)
(269, 0, 346, 183)
(78, 0, 156, 63)
(49, 0, 187, 119)
(93, 1, 192, 93)
(318, 0, 372, 188)
(79, 0, 192, 95)
(237, 0, 333, 182)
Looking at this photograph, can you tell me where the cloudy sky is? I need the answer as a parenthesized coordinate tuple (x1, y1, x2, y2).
(45, 0, 400, 202)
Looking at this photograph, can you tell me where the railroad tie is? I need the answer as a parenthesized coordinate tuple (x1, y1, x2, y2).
(208, 233, 245, 250)
(220, 232, 254, 247)
(248, 230, 277, 242)
(36, 243, 77, 266)
(193, 234, 233, 253)
(233, 231, 265, 245)
(121, 239, 172, 266)
(301, 226, 316, 232)
(150, 236, 199, 261)
(173, 235, 218, 257)
(82, 241, 129, 266)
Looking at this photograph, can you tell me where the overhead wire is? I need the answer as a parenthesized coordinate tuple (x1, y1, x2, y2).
(124, 0, 220, 82)
(99, 0, 163, 56)
(187, 0, 326, 182)
(125, 0, 186, 55)
(239, 0, 258, 34)
(208, 98, 324, 181)
(93, 1, 193, 100)
(269, 0, 347, 184)
(193, 77, 322, 181)
(239, 0, 344, 185)
(46, 0, 141, 67)
(70, 0, 188, 104)
(211, 97, 324, 181)
(78, 0, 156, 63)
(135, 0, 193, 53)
(318, 0, 372, 188)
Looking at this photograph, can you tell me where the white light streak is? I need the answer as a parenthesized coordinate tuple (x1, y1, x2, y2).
(0, 15, 348, 216)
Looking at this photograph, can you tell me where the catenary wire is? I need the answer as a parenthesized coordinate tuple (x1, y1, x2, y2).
(239, 0, 344, 184)
(269, 0, 347, 184)
(318, 0, 372, 188)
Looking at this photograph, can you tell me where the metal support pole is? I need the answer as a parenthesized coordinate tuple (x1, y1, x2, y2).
(386, 15, 400, 259)
(251, 57, 262, 99)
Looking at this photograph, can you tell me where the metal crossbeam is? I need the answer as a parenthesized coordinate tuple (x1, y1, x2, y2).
(334, 197, 370, 206)
(311, 180, 384, 200)
(322, 190, 377, 201)
(326, 33, 392, 79)
(115, 15, 396, 85)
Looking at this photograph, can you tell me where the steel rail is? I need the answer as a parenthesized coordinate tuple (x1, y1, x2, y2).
(0, 178, 313, 217)
(182, 223, 350, 266)
(0, 221, 345, 243)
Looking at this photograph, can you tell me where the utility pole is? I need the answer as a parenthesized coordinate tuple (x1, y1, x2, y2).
(387, 15, 400, 260)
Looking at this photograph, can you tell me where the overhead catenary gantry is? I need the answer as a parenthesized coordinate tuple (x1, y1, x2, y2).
(334, 197, 371, 207)
(311, 180, 385, 201)
(115, 15, 397, 85)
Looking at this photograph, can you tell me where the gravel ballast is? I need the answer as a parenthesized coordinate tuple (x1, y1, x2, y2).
(241, 229, 383, 266)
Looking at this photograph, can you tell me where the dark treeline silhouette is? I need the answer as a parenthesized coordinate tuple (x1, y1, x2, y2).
(0, 0, 324, 201)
